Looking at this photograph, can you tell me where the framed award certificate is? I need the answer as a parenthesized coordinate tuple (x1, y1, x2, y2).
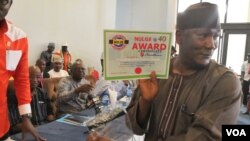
(104, 30, 172, 80)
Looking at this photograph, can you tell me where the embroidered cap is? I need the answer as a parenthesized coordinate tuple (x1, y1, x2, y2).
(176, 2, 220, 30)
(62, 42, 68, 47)
(51, 52, 63, 63)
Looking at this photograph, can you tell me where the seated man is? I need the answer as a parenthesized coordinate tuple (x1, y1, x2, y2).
(29, 66, 55, 123)
(56, 61, 93, 116)
(35, 58, 46, 88)
(8, 66, 54, 134)
(48, 55, 69, 78)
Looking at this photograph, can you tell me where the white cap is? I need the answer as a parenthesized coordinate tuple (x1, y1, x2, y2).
(62, 42, 68, 47)
(53, 57, 63, 63)
(51, 53, 63, 63)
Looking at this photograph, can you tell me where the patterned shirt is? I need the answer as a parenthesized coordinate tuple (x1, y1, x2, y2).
(8, 87, 53, 127)
(126, 60, 241, 141)
(48, 69, 69, 78)
(57, 76, 89, 115)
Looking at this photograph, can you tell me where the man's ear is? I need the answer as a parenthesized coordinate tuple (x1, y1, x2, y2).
(175, 30, 182, 45)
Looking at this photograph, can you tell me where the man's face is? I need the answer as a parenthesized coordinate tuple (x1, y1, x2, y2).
(72, 64, 85, 81)
(62, 46, 68, 52)
(53, 62, 63, 72)
(177, 28, 220, 69)
(48, 46, 55, 53)
(29, 68, 41, 90)
(37, 60, 46, 72)
(0, 0, 11, 21)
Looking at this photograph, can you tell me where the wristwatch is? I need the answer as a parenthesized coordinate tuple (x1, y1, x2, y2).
(21, 113, 32, 119)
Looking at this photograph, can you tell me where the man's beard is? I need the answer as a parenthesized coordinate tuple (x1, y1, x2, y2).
(190, 61, 210, 70)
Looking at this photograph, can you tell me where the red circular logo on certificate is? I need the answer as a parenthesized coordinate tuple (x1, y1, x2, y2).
(135, 67, 142, 74)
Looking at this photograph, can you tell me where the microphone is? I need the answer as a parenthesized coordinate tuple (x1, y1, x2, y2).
(87, 94, 101, 114)
(87, 94, 94, 106)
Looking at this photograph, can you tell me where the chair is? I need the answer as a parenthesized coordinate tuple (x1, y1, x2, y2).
(42, 77, 63, 116)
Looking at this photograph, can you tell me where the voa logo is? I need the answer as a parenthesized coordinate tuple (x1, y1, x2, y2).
(226, 129, 246, 136)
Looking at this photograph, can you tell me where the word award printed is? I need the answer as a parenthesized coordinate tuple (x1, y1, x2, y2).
(104, 30, 172, 80)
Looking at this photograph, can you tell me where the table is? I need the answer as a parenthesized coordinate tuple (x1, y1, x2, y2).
(11, 109, 94, 141)
(10, 108, 143, 141)
(11, 121, 89, 141)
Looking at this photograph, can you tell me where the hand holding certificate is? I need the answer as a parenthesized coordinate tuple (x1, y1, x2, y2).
(104, 30, 172, 80)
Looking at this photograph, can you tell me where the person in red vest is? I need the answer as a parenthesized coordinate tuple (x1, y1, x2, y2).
(61, 42, 72, 73)
(0, 0, 45, 140)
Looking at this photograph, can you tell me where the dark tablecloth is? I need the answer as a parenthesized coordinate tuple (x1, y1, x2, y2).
(10, 108, 134, 141)
(11, 108, 95, 141)
(11, 121, 89, 141)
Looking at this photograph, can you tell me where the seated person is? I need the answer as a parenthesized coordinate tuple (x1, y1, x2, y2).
(56, 61, 93, 116)
(29, 66, 55, 123)
(48, 55, 69, 78)
(36, 58, 48, 78)
(35, 58, 46, 88)
(8, 66, 54, 134)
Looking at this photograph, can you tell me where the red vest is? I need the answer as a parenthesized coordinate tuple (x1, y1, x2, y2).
(0, 20, 31, 137)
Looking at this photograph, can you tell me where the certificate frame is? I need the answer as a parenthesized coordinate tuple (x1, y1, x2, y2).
(104, 30, 172, 80)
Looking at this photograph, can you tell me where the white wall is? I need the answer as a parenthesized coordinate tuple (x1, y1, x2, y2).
(116, 0, 177, 44)
(7, 0, 116, 73)
(248, 1, 250, 22)
(7, 0, 176, 73)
